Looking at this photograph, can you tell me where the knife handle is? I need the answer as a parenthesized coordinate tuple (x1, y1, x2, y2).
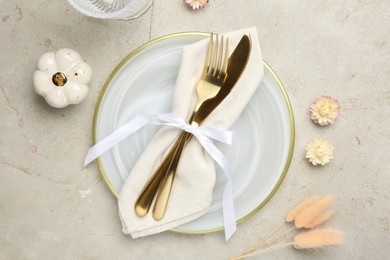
(134, 131, 193, 217)
(152, 131, 191, 220)
(134, 103, 212, 217)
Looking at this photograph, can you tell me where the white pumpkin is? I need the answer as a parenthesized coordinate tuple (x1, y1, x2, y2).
(33, 48, 92, 108)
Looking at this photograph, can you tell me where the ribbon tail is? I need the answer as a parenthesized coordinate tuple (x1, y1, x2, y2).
(84, 114, 152, 166)
(223, 177, 236, 241)
(194, 133, 236, 241)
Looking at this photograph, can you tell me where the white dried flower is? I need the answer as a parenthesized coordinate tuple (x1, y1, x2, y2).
(309, 96, 340, 126)
(306, 139, 334, 166)
(184, 0, 209, 10)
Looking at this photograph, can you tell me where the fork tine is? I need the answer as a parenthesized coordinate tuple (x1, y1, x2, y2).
(219, 38, 229, 78)
(206, 33, 228, 79)
(204, 33, 213, 73)
(214, 35, 224, 77)
(210, 34, 219, 75)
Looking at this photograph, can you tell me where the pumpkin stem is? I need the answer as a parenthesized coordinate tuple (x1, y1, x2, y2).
(52, 72, 67, 87)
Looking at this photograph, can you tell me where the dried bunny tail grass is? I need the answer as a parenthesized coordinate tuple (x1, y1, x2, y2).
(293, 229, 344, 249)
(230, 228, 344, 259)
(294, 196, 333, 228)
(254, 199, 334, 250)
(305, 209, 334, 229)
(286, 195, 321, 222)
(244, 195, 329, 253)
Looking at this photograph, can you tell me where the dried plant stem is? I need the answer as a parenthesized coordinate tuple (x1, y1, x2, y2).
(231, 228, 344, 259)
(258, 226, 295, 248)
(231, 242, 294, 260)
(231, 195, 340, 259)
(242, 221, 285, 254)
(264, 221, 286, 240)
(240, 226, 295, 256)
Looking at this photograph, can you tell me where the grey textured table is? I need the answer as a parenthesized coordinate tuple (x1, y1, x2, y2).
(1, 1, 389, 259)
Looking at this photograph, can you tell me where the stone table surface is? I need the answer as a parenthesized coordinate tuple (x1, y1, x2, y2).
(1, 1, 389, 259)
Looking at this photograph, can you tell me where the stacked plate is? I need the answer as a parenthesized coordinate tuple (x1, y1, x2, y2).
(93, 33, 295, 234)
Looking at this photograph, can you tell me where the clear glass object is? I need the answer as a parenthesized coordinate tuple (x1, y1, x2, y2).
(67, 0, 153, 20)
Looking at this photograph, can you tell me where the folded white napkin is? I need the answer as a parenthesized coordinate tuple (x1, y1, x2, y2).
(118, 27, 264, 238)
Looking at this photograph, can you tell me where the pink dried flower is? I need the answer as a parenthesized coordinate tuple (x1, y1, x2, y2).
(305, 209, 334, 229)
(286, 195, 321, 222)
(293, 228, 344, 249)
(230, 195, 342, 259)
(184, 0, 209, 10)
(294, 196, 333, 228)
(309, 96, 340, 126)
(231, 228, 344, 258)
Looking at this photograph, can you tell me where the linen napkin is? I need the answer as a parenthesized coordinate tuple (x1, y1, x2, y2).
(118, 27, 264, 239)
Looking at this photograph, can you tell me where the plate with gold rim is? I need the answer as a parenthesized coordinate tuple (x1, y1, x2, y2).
(93, 32, 294, 234)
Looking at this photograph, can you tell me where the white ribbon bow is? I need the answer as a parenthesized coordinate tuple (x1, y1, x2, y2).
(84, 113, 237, 240)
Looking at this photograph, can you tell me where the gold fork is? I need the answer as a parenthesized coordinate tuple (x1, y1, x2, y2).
(135, 33, 229, 219)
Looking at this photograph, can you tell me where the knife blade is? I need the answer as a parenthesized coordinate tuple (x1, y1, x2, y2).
(135, 34, 252, 218)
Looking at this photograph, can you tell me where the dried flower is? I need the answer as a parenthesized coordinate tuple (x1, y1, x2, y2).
(231, 195, 338, 259)
(231, 228, 344, 259)
(184, 0, 209, 9)
(294, 196, 333, 228)
(286, 195, 321, 222)
(309, 96, 340, 126)
(306, 138, 334, 166)
(293, 228, 344, 249)
(305, 209, 334, 229)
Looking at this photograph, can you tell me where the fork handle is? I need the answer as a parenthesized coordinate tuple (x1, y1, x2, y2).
(152, 131, 191, 220)
(134, 131, 193, 217)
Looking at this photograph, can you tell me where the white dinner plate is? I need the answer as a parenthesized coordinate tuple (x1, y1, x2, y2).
(93, 32, 295, 234)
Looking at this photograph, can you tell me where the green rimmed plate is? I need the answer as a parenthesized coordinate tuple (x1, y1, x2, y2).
(93, 32, 295, 234)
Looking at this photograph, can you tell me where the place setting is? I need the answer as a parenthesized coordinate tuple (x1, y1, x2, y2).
(7, 0, 390, 258)
(30, 3, 346, 252)
(82, 27, 295, 241)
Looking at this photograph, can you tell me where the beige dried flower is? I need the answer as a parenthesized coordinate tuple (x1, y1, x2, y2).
(231, 195, 342, 259)
(305, 209, 334, 229)
(231, 228, 344, 259)
(184, 0, 209, 9)
(306, 139, 334, 166)
(293, 228, 344, 249)
(309, 96, 340, 126)
(294, 196, 333, 228)
(286, 195, 321, 222)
